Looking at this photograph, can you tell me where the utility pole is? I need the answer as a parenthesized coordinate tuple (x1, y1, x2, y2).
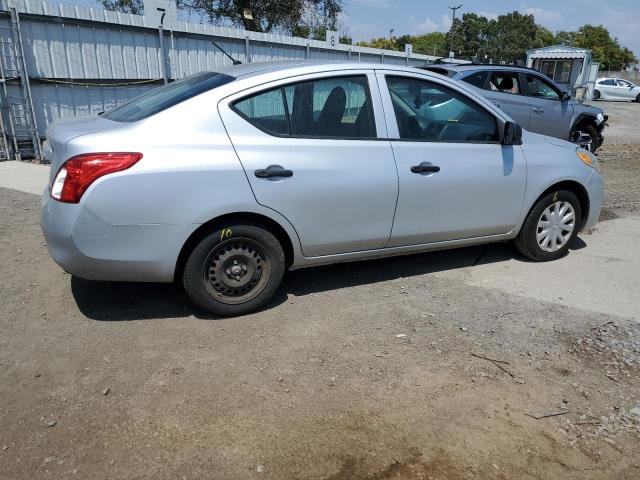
(447, 4, 463, 58)
(389, 28, 394, 41)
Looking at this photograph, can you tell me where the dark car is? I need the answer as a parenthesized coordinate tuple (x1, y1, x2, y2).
(421, 64, 607, 152)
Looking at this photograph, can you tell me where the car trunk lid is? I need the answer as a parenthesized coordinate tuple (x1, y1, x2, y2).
(45, 115, 126, 184)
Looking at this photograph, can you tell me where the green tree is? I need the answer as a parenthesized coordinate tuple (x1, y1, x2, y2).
(401, 32, 447, 56)
(554, 30, 576, 46)
(101, 0, 142, 14)
(101, 0, 344, 34)
(573, 25, 637, 70)
(356, 37, 397, 50)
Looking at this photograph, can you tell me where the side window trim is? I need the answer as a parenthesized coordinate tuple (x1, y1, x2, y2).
(380, 73, 501, 145)
(229, 74, 379, 141)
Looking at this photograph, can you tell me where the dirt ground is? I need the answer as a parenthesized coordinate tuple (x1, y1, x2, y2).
(1, 102, 639, 479)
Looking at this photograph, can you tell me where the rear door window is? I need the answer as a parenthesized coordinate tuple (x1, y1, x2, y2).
(487, 72, 521, 95)
(233, 88, 289, 135)
(233, 75, 376, 139)
(103, 72, 234, 122)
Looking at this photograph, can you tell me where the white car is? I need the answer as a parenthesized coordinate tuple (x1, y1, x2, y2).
(594, 77, 640, 102)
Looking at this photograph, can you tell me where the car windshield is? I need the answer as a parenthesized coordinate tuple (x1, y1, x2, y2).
(103, 72, 235, 122)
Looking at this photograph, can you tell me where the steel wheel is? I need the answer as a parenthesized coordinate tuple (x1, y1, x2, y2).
(536, 201, 576, 253)
(203, 238, 272, 305)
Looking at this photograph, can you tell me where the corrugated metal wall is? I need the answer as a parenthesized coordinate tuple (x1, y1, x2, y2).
(0, 0, 437, 150)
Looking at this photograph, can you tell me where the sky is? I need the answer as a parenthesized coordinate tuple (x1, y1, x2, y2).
(342, 0, 640, 56)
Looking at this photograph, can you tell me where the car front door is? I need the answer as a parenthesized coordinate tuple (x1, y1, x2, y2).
(521, 73, 574, 140)
(480, 71, 532, 129)
(616, 79, 636, 100)
(377, 72, 526, 246)
(219, 71, 399, 257)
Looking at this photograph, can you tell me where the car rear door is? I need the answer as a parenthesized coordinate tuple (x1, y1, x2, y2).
(598, 79, 617, 99)
(480, 71, 532, 129)
(376, 71, 526, 246)
(219, 71, 399, 257)
(521, 73, 573, 140)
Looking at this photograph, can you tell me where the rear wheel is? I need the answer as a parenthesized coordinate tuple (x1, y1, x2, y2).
(183, 224, 285, 316)
(514, 190, 582, 262)
(593, 90, 601, 100)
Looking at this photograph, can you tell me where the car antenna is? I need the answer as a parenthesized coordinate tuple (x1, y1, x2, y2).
(211, 41, 242, 65)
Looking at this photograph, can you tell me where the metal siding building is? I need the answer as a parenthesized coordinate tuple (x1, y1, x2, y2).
(0, 0, 437, 160)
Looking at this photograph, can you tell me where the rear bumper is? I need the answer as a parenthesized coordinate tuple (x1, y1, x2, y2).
(40, 192, 185, 283)
(583, 170, 603, 231)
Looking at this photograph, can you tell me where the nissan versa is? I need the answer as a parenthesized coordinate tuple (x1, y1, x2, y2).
(41, 62, 603, 316)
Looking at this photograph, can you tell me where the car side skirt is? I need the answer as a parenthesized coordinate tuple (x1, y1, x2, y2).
(289, 231, 515, 270)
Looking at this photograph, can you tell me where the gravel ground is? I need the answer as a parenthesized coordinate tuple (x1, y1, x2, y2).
(593, 101, 640, 214)
(1, 101, 639, 479)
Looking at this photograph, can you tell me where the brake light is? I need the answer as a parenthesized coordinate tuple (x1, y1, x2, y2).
(51, 152, 142, 203)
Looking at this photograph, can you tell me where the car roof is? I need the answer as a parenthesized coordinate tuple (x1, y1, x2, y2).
(213, 60, 435, 80)
(423, 63, 543, 74)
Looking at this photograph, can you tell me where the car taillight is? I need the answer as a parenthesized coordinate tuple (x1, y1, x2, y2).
(51, 152, 142, 203)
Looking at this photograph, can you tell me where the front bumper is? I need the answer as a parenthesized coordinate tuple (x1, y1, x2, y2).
(583, 170, 604, 231)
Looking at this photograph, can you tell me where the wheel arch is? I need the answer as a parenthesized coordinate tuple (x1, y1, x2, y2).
(174, 212, 297, 283)
(528, 180, 590, 231)
(571, 113, 599, 132)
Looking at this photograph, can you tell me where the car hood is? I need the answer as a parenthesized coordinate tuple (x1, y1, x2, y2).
(573, 101, 603, 116)
(522, 129, 575, 149)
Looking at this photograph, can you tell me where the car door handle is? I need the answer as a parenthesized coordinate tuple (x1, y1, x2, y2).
(532, 107, 544, 114)
(411, 164, 440, 174)
(255, 165, 293, 179)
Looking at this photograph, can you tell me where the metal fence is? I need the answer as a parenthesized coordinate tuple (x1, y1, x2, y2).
(0, 0, 437, 161)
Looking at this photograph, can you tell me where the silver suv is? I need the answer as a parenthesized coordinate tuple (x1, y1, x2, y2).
(41, 62, 603, 316)
(423, 64, 607, 152)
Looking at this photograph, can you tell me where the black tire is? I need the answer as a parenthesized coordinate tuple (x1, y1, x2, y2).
(635, 93, 640, 103)
(514, 190, 582, 262)
(593, 90, 601, 100)
(183, 224, 285, 316)
(571, 124, 601, 153)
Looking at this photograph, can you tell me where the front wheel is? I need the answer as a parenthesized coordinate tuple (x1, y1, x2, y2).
(635, 93, 640, 103)
(514, 190, 582, 262)
(183, 224, 285, 316)
(593, 90, 601, 100)
(571, 124, 600, 153)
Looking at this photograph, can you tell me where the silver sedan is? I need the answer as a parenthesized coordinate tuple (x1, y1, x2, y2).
(41, 62, 603, 316)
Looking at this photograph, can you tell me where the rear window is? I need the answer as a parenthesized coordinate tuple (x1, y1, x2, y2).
(103, 72, 235, 122)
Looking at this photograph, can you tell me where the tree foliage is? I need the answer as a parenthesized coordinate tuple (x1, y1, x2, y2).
(357, 12, 637, 70)
(571, 25, 637, 70)
(101, 0, 344, 35)
(102, 0, 142, 15)
(357, 32, 447, 56)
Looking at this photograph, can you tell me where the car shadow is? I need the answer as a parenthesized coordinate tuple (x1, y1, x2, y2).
(71, 236, 586, 322)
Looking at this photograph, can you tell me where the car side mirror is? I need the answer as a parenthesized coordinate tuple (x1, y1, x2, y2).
(502, 121, 523, 146)
(561, 91, 571, 101)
